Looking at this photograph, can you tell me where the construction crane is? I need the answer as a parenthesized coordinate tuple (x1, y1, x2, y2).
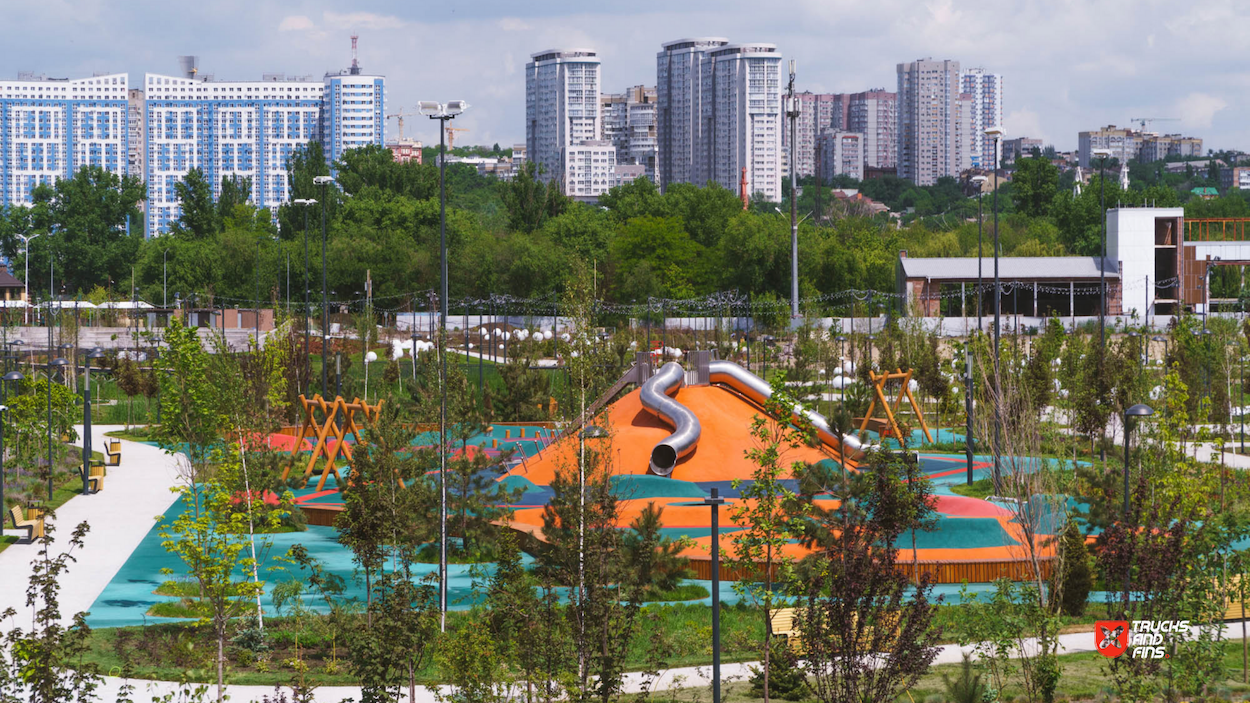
(1131, 117, 1180, 132)
(387, 107, 414, 141)
(446, 126, 469, 149)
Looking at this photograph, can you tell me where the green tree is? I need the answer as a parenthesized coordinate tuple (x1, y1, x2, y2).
(609, 216, 705, 301)
(499, 161, 568, 233)
(1012, 156, 1059, 218)
(170, 168, 220, 240)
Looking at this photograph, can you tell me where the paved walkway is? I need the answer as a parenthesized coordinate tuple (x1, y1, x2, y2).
(0, 425, 182, 629)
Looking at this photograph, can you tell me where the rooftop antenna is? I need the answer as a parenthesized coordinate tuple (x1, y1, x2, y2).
(350, 35, 361, 75)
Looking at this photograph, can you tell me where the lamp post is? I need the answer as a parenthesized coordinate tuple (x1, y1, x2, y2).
(985, 127, 1005, 490)
(16, 232, 41, 325)
(420, 98, 470, 630)
(1123, 404, 1154, 517)
(81, 347, 105, 493)
(703, 487, 727, 703)
(1092, 148, 1113, 348)
(294, 198, 317, 396)
(162, 248, 168, 309)
(785, 59, 801, 319)
(971, 175, 988, 330)
(46, 356, 68, 501)
(311, 178, 335, 397)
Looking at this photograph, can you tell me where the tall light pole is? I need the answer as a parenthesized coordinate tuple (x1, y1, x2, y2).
(46, 356, 67, 501)
(312, 178, 335, 397)
(0, 371, 23, 517)
(785, 60, 800, 319)
(294, 199, 317, 395)
(1092, 148, 1113, 348)
(162, 248, 168, 309)
(984, 126, 1004, 490)
(1123, 404, 1154, 516)
(971, 175, 988, 330)
(16, 232, 41, 325)
(81, 347, 104, 493)
(419, 98, 469, 631)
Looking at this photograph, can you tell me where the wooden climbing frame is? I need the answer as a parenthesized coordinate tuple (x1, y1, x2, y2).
(282, 394, 383, 491)
(856, 368, 933, 445)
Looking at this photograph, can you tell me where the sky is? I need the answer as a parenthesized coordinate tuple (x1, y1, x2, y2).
(7, 0, 1250, 153)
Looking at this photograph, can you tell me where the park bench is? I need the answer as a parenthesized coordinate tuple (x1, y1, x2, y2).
(105, 438, 121, 466)
(87, 462, 106, 493)
(769, 606, 900, 653)
(8, 505, 44, 543)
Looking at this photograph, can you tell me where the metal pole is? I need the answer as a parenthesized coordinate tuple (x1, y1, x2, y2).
(438, 114, 450, 630)
(992, 141, 1002, 490)
(304, 206, 311, 395)
(321, 188, 329, 397)
(163, 249, 167, 309)
(1123, 414, 1131, 517)
(1100, 157, 1107, 348)
(787, 61, 799, 319)
(82, 361, 91, 494)
(255, 237, 260, 346)
(704, 487, 725, 703)
(977, 190, 983, 330)
(966, 350, 974, 485)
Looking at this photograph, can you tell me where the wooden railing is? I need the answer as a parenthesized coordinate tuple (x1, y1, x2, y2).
(1186, 218, 1250, 242)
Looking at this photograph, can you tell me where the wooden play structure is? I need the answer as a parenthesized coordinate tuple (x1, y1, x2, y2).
(282, 394, 383, 491)
(855, 368, 933, 444)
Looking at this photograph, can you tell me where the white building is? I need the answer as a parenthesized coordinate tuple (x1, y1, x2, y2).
(699, 43, 783, 201)
(143, 71, 324, 236)
(0, 72, 129, 208)
(562, 140, 616, 199)
(656, 38, 728, 191)
(321, 70, 386, 167)
(602, 85, 658, 182)
(526, 49, 602, 187)
(817, 131, 864, 182)
(959, 68, 1003, 170)
(897, 58, 962, 185)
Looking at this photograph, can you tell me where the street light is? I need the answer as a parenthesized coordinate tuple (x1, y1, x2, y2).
(15, 231, 41, 325)
(985, 125, 1006, 490)
(46, 356, 68, 501)
(1092, 148, 1113, 348)
(81, 347, 105, 494)
(312, 178, 335, 397)
(294, 199, 317, 395)
(971, 175, 989, 330)
(1151, 335, 1168, 368)
(703, 487, 727, 703)
(785, 58, 800, 319)
(421, 98, 470, 630)
(1123, 404, 1154, 517)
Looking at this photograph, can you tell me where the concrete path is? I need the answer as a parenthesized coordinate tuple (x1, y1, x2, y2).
(0, 425, 182, 629)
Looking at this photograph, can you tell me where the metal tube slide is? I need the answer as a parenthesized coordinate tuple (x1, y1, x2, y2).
(708, 360, 865, 460)
(639, 361, 701, 476)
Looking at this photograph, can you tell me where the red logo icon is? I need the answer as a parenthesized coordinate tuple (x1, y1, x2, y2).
(1096, 620, 1128, 658)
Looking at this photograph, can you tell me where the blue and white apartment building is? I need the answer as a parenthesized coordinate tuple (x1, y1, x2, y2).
(0, 60, 385, 237)
(0, 73, 129, 207)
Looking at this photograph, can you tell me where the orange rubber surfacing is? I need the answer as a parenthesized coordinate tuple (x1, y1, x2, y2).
(508, 385, 854, 486)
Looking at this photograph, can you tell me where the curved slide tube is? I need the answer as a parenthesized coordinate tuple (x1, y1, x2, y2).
(639, 361, 702, 476)
(708, 360, 866, 461)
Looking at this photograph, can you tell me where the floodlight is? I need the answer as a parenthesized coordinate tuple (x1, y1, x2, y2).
(445, 100, 469, 115)
(984, 127, 1004, 138)
(971, 175, 988, 183)
(418, 101, 443, 116)
(293, 198, 317, 206)
(313, 176, 335, 185)
(1091, 148, 1113, 159)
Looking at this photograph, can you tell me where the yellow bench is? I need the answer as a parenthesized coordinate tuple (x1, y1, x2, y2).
(770, 606, 900, 653)
(105, 439, 121, 467)
(8, 505, 44, 542)
(88, 462, 106, 493)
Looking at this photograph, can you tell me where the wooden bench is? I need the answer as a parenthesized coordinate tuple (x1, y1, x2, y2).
(87, 462, 105, 493)
(769, 606, 900, 653)
(8, 505, 44, 543)
(104, 439, 121, 467)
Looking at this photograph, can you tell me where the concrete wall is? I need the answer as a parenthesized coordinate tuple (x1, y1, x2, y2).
(3, 327, 267, 352)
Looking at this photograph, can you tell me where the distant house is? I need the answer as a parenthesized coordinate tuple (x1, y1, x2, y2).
(0, 265, 25, 303)
(1191, 187, 1220, 200)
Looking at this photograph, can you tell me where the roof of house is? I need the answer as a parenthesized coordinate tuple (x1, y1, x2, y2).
(0, 266, 23, 289)
(898, 256, 1118, 281)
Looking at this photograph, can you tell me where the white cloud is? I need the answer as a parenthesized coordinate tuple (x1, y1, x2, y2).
(278, 15, 314, 32)
(1176, 92, 1228, 129)
(498, 18, 532, 32)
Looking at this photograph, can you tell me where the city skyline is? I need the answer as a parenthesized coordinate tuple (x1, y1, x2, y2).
(4, 0, 1244, 155)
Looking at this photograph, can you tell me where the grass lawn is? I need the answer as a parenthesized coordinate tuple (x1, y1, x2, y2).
(104, 427, 157, 442)
(0, 535, 16, 554)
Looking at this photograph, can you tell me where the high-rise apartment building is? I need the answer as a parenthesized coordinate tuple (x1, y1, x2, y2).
(786, 92, 844, 178)
(700, 43, 783, 200)
(563, 140, 616, 199)
(656, 38, 728, 191)
(601, 85, 658, 181)
(127, 88, 146, 182)
(817, 130, 864, 181)
(845, 89, 897, 170)
(959, 68, 1003, 169)
(1078, 125, 1143, 168)
(896, 58, 962, 185)
(143, 71, 324, 236)
(321, 71, 386, 167)
(0, 72, 129, 209)
(526, 48, 602, 191)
